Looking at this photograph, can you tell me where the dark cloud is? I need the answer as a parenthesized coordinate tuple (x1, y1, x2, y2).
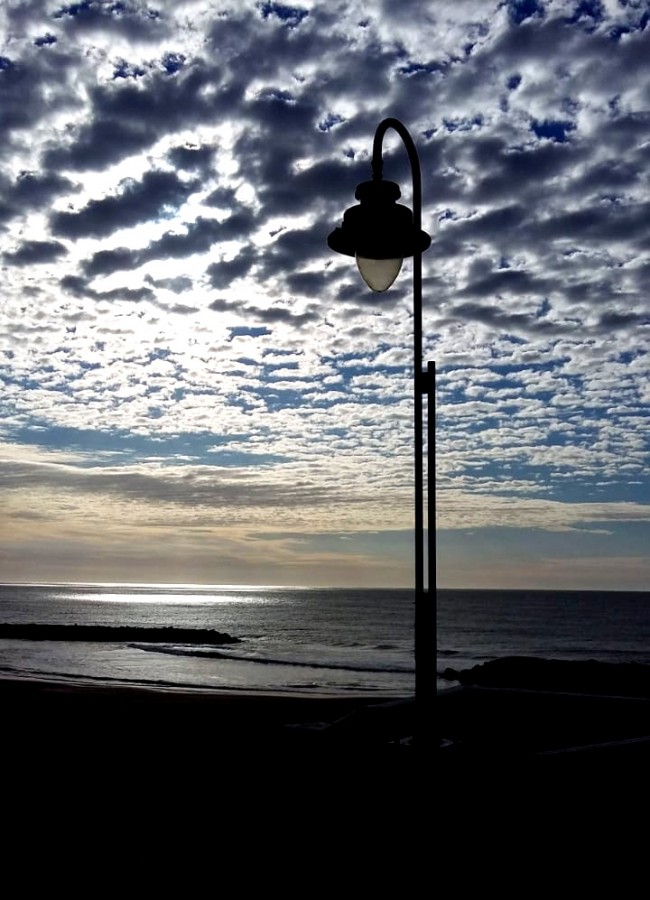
(597, 310, 650, 333)
(285, 270, 332, 297)
(10, 171, 78, 207)
(207, 294, 319, 329)
(0, 170, 79, 225)
(443, 205, 527, 243)
(255, 227, 330, 282)
(204, 186, 238, 208)
(205, 250, 257, 288)
(3, 239, 68, 266)
(167, 143, 214, 172)
(0, 36, 84, 158)
(43, 59, 238, 171)
(83, 246, 141, 276)
(450, 301, 568, 337)
(572, 158, 643, 196)
(458, 269, 552, 299)
(144, 274, 193, 293)
(0, 55, 39, 135)
(532, 200, 650, 246)
(60, 273, 154, 303)
(471, 138, 581, 202)
(261, 156, 363, 217)
(83, 213, 255, 276)
(205, 3, 335, 80)
(44, 117, 157, 171)
(51, 170, 198, 239)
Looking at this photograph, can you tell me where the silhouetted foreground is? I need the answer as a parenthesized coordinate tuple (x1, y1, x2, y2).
(0, 677, 411, 749)
(1, 656, 648, 787)
(440, 656, 650, 697)
(439, 657, 650, 762)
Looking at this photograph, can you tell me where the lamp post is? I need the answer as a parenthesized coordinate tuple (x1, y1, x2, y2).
(328, 118, 434, 747)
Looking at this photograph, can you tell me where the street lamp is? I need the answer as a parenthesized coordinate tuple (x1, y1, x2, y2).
(327, 117, 435, 747)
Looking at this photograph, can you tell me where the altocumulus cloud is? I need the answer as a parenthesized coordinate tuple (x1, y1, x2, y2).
(0, 0, 649, 587)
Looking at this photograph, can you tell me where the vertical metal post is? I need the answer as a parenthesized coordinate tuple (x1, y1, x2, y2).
(427, 360, 436, 719)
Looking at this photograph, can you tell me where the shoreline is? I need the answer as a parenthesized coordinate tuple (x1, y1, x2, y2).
(2, 654, 649, 786)
(3, 670, 649, 758)
(0, 674, 416, 762)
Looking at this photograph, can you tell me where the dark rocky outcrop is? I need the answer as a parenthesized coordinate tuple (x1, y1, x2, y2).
(0, 623, 240, 644)
(441, 656, 650, 698)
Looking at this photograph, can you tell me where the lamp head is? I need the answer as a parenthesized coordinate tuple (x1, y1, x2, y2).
(328, 178, 431, 291)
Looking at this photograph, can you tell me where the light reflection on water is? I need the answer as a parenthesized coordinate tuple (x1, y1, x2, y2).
(0, 584, 415, 696)
(61, 592, 270, 605)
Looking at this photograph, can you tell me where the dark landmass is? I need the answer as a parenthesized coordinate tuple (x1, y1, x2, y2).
(440, 656, 650, 698)
(0, 623, 240, 644)
(439, 657, 650, 765)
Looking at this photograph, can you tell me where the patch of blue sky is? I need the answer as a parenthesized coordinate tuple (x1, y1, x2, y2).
(544, 475, 649, 504)
(464, 453, 650, 502)
(251, 385, 316, 412)
(9, 424, 289, 467)
(263, 361, 299, 376)
(439, 521, 650, 559)
(229, 326, 271, 340)
(507, 0, 545, 26)
(326, 353, 410, 383)
(531, 119, 576, 143)
(259, 1, 309, 27)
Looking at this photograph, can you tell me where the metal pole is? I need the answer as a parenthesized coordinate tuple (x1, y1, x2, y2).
(427, 360, 436, 711)
(371, 119, 433, 746)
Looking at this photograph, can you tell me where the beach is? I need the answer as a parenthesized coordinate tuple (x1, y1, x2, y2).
(3, 666, 648, 770)
(3, 668, 649, 866)
(0, 676, 415, 758)
(5, 680, 644, 893)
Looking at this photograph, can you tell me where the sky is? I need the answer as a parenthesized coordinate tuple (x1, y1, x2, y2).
(0, 0, 649, 590)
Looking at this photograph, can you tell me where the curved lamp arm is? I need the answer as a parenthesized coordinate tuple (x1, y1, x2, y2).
(371, 117, 424, 387)
(372, 120, 431, 727)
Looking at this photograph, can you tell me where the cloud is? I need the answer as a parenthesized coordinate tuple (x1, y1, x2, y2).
(166, 143, 215, 172)
(3, 239, 68, 265)
(83, 213, 255, 276)
(52, 2, 170, 42)
(0, 170, 78, 221)
(60, 273, 154, 303)
(0, 0, 648, 586)
(50, 169, 198, 239)
(43, 57, 239, 171)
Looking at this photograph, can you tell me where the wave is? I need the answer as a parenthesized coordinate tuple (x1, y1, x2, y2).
(130, 642, 413, 676)
(0, 663, 307, 695)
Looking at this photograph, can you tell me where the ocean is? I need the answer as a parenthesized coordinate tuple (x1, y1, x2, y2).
(0, 583, 648, 697)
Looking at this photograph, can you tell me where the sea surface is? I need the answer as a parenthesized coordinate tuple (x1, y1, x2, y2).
(0, 583, 648, 697)
(438, 588, 650, 677)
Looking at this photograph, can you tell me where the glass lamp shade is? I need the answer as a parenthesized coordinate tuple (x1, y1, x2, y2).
(327, 179, 430, 290)
(356, 255, 403, 292)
